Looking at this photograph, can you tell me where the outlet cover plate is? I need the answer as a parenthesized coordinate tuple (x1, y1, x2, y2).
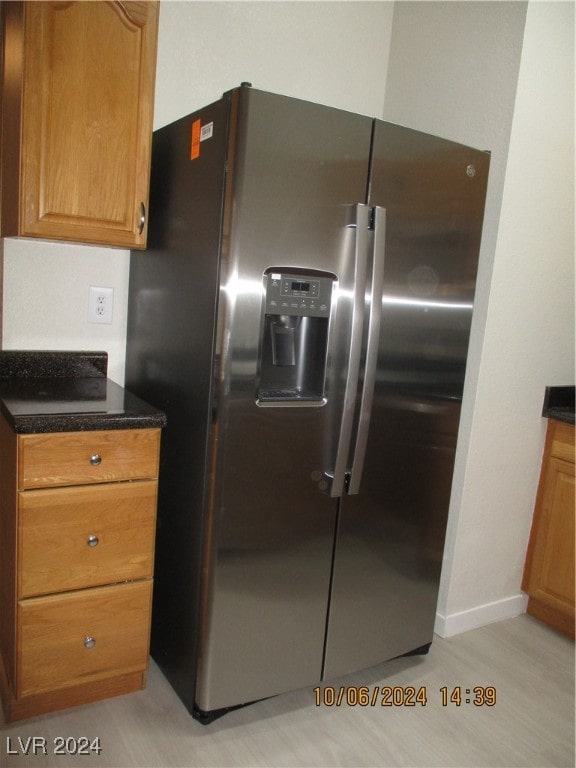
(88, 286, 114, 324)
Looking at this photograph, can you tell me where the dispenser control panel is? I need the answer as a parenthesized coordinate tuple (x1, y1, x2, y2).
(281, 278, 319, 298)
(265, 272, 332, 317)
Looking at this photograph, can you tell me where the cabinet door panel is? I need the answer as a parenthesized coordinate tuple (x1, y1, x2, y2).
(523, 420, 575, 638)
(18, 480, 157, 598)
(16, 1, 158, 247)
(529, 457, 575, 612)
(17, 580, 152, 697)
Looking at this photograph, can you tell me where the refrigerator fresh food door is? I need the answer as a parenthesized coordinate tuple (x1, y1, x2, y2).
(195, 88, 374, 714)
(323, 122, 489, 680)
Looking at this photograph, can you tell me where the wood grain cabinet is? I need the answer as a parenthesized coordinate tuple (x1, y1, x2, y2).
(0, 1, 159, 248)
(0, 421, 161, 721)
(522, 420, 575, 639)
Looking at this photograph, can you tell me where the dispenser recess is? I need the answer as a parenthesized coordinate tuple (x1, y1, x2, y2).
(257, 270, 334, 404)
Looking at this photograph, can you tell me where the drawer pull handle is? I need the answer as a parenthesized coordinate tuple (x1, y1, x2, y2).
(84, 636, 96, 649)
(87, 535, 99, 547)
(89, 454, 102, 466)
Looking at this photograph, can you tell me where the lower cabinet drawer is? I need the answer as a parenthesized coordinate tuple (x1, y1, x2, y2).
(17, 580, 152, 698)
(18, 480, 157, 598)
(18, 428, 160, 489)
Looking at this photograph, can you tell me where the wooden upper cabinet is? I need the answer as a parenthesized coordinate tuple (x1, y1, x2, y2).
(1, 1, 159, 248)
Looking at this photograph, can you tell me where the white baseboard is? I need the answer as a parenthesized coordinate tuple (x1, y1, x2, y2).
(434, 592, 529, 638)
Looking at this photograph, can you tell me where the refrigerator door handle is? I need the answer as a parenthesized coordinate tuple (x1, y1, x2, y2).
(347, 206, 386, 495)
(325, 203, 370, 498)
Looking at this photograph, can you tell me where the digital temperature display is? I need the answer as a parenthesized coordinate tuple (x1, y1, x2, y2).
(278, 275, 320, 299)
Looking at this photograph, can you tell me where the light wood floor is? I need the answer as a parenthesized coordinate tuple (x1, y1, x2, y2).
(1, 614, 573, 767)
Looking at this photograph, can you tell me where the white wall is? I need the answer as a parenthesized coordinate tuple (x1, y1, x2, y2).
(153, 1, 393, 128)
(2, 239, 130, 384)
(442, 0, 575, 632)
(384, 0, 574, 634)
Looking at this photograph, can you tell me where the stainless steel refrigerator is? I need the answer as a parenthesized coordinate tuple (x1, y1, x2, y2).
(125, 84, 489, 722)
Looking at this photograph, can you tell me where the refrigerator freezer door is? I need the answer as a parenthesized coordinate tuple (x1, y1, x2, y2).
(323, 122, 489, 679)
(195, 88, 373, 713)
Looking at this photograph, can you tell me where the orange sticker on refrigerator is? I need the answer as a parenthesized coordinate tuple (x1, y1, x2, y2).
(191, 119, 201, 160)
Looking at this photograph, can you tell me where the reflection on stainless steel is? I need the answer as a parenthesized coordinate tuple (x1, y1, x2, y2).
(125, 85, 489, 722)
(383, 295, 474, 310)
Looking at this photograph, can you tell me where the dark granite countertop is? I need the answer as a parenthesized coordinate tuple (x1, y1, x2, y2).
(542, 385, 575, 426)
(0, 351, 166, 434)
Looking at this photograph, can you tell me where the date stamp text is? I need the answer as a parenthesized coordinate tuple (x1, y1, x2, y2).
(313, 685, 497, 708)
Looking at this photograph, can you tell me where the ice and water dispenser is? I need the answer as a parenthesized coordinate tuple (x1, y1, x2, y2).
(257, 270, 334, 403)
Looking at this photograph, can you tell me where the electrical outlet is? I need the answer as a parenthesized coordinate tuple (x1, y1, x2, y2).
(88, 286, 114, 324)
